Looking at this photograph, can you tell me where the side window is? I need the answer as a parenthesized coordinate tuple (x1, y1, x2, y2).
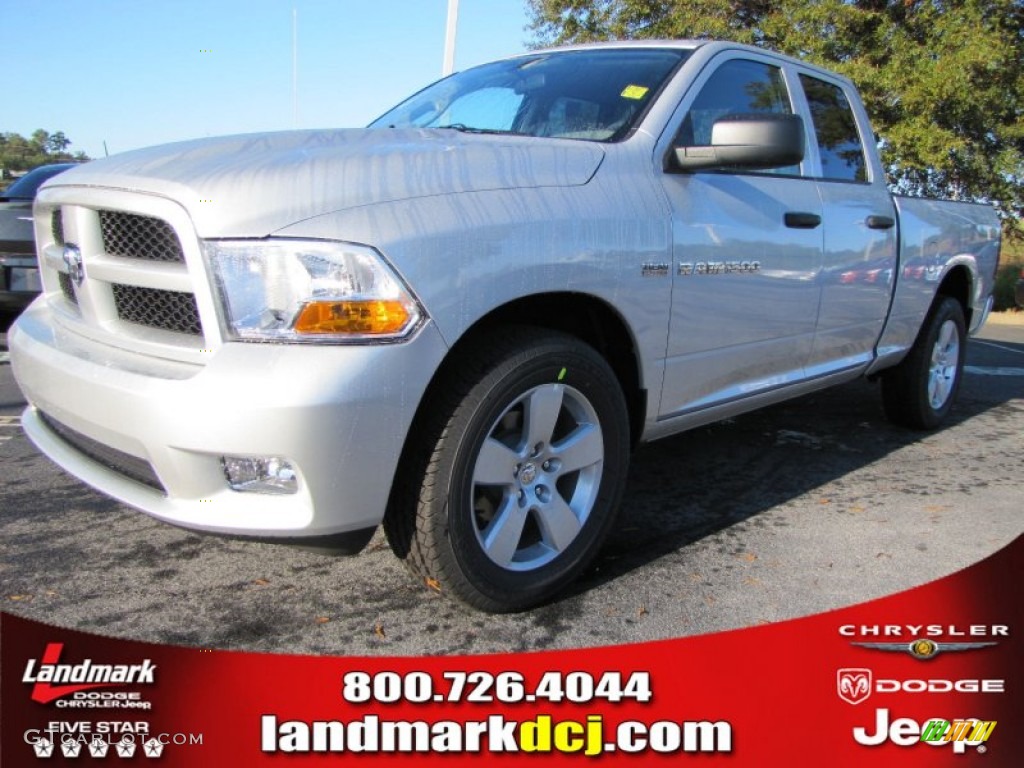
(679, 59, 792, 146)
(678, 59, 797, 174)
(799, 75, 867, 182)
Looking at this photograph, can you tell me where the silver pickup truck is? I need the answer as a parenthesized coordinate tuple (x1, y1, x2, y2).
(10, 41, 999, 611)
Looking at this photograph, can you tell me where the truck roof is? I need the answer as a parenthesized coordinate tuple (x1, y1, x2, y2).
(526, 39, 855, 88)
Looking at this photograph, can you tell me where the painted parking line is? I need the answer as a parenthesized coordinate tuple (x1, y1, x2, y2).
(973, 339, 1024, 357)
(0, 415, 19, 445)
(964, 366, 1024, 377)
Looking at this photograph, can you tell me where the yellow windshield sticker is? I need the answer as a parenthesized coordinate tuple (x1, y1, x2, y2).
(621, 85, 650, 100)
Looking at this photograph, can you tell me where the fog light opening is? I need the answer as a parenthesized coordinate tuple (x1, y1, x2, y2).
(221, 456, 298, 495)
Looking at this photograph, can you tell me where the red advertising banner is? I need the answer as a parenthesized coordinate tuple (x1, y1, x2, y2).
(2, 535, 1020, 766)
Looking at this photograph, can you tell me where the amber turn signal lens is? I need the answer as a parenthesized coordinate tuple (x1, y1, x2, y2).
(293, 300, 411, 335)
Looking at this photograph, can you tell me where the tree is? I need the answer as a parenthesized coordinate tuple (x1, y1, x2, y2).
(30, 129, 51, 151)
(528, 0, 1024, 228)
(47, 131, 71, 154)
(0, 130, 89, 178)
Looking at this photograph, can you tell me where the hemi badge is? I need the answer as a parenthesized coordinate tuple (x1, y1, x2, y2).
(641, 262, 670, 277)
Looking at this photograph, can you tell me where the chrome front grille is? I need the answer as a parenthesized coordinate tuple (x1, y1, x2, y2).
(99, 211, 185, 262)
(40, 198, 209, 350)
(112, 284, 202, 335)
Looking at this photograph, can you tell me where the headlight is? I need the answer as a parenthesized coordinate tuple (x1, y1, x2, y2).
(204, 239, 422, 342)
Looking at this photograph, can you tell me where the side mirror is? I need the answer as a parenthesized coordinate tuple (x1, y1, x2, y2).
(671, 113, 805, 172)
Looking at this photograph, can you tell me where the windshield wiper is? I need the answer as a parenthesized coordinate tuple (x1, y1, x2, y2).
(434, 124, 521, 136)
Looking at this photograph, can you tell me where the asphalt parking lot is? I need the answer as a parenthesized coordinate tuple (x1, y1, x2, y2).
(1, 314, 1021, 655)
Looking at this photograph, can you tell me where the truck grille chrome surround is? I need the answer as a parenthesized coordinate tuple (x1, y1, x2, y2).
(39, 411, 166, 494)
(33, 190, 217, 361)
(99, 211, 185, 262)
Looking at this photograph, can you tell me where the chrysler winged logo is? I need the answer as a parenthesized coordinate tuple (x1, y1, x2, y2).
(837, 668, 872, 705)
(63, 244, 84, 287)
(850, 638, 997, 660)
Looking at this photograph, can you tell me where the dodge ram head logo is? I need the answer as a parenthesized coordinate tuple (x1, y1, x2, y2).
(62, 244, 84, 287)
(838, 668, 873, 705)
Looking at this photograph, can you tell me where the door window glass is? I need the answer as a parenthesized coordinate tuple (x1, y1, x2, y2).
(799, 75, 868, 182)
(678, 59, 797, 174)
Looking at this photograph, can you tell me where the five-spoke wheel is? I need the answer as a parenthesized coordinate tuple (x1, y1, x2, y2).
(384, 328, 629, 612)
(471, 382, 604, 571)
(882, 296, 966, 429)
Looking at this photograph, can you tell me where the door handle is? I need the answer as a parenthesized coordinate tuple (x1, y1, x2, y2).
(784, 212, 822, 229)
(866, 215, 896, 230)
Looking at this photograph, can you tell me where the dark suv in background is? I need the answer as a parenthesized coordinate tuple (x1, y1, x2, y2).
(1, 163, 77, 313)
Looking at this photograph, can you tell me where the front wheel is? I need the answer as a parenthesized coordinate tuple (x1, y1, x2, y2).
(881, 296, 966, 429)
(385, 328, 630, 612)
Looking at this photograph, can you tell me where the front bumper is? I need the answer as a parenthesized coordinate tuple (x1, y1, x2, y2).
(10, 299, 448, 538)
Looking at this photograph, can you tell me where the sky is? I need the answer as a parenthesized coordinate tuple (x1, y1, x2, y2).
(3, 0, 533, 160)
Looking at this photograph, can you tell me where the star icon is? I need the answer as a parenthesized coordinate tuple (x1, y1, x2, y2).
(115, 738, 137, 758)
(89, 737, 110, 758)
(143, 738, 165, 758)
(33, 737, 55, 758)
(61, 739, 83, 757)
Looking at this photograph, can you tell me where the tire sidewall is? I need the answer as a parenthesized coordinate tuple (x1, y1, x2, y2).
(439, 339, 629, 608)
(915, 298, 966, 427)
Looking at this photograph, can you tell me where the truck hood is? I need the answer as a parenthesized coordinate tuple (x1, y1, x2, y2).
(43, 129, 605, 237)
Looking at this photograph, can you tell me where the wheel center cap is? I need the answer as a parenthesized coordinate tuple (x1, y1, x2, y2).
(519, 462, 537, 485)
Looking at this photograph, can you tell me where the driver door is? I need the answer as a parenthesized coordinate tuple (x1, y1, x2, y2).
(658, 55, 824, 419)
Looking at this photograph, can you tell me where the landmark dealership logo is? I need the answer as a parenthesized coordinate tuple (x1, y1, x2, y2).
(22, 643, 156, 704)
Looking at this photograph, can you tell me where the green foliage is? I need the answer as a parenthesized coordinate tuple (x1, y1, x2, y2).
(0, 130, 89, 179)
(993, 237, 1023, 310)
(993, 262, 1021, 310)
(528, 0, 1024, 228)
(1001, 235, 1024, 265)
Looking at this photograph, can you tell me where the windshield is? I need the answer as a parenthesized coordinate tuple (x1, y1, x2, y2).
(1, 163, 77, 200)
(370, 48, 690, 142)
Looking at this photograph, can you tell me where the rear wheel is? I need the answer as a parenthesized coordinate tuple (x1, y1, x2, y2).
(881, 296, 966, 429)
(384, 328, 630, 612)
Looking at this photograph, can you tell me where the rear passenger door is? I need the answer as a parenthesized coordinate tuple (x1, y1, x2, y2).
(797, 72, 898, 376)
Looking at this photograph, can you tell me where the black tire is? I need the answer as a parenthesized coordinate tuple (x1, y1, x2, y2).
(384, 327, 630, 612)
(881, 296, 966, 429)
